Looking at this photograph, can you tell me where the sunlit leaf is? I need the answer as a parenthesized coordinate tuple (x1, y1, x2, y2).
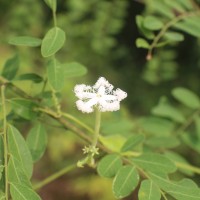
(143, 16, 163, 30)
(139, 180, 161, 200)
(41, 27, 65, 57)
(113, 165, 139, 199)
(2, 55, 19, 80)
(99, 135, 126, 152)
(8, 125, 33, 178)
(26, 123, 47, 162)
(172, 87, 200, 109)
(164, 32, 184, 42)
(8, 156, 31, 186)
(136, 38, 150, 49)
(121, 134, 145, 152)
(97, 154, 122, 178)
(63, 62, 87, 78)
(150, 172, 200, 200)
(132, 153, 177, 174)
(136, 15, 154, 39)
(10, 183, 41, 200)
(9, 36, 42, 47)
(47, 59, 65, 91)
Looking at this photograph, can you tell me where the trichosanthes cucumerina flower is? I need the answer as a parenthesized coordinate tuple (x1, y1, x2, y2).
(74, 77, 127, 113)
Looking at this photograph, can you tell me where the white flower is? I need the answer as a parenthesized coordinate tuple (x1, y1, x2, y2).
(74, 77, 127, 113)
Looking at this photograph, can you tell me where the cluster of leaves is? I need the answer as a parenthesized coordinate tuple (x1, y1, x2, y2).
(97, 87, 200, 199)
(0, 0, 200, 200)
(136, 0, 200, 84)
(0, 0, 87, 199)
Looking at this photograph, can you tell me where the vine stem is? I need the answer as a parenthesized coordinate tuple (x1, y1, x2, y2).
(53, 11, 57, 27)
(147, 10, 200, 60)
(61, 112, 94, 135)
(175, 162, 200, 174)
(33, 163, 76, 190)
(92, 109, 101, 147)
(1, 85, 8, 200)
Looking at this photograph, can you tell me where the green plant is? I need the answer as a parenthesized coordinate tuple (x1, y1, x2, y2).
(1, 0, 200, 200)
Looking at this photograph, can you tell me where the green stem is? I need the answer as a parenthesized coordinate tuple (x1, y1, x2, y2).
(61, 112, 94, 134)
(33, 163, 76, 191)
(1, 85, 8, 200)
(175, 162, 200, 174)
(53, 11, 57, 27)
(92, 110, 101, 147)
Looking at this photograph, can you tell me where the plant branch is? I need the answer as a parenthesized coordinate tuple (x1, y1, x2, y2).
(147, 10, 200, 60)
(175, 162, 200, 174)
(33, 163, 76, 190)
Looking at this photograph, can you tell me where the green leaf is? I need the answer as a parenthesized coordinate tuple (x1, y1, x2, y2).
(146, 136, 180, 149)
(121, 134, 145, 152)
(8, 125, 33, 178)
(143, 16, 163, 31)
(132, 153, 177, 174)
(101, 119, 133, 136)
(97, 154, 122, 178)
(150, 0, 174, 19)
(113, 165, 139, 199)
(150, 173, 200, 200)
(10, 183, 41, 200)
(99, 135, 126, 152)
(9, 36, 42, 47)
(175, 17, 200, 38)
(138, 180, 161, 200)
(172, 87, 200, 109)
(10, 99, 38, 120)
(41, 27, 65, 57)
(8, 156, 31, 186)
(16, 73, 43, 83)
(181, 132, 200, 153)
(136, 38, 150, 49)
(2, 55, 19, 80)
(164, 32, 184, 42)
(139, 117, 175, 136)
(152, 99, 185, 123)
(26, 123, 47, 162)
(63, 62, 87, 78)
(44, 0, 56, 12)
(47, 59, 65, 91)
(136, 15, 154, 39)
(164, 151, 194, 176)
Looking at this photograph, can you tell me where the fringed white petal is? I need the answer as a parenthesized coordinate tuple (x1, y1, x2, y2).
(74, 77, 127, 113)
